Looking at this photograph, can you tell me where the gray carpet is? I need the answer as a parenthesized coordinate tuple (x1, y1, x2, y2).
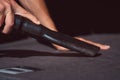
(0, 34, 120, 80)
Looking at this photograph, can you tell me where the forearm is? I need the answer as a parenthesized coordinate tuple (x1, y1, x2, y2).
(19, 0, 57, 31)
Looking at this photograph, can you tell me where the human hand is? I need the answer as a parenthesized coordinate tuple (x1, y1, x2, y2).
(53, 36, 110, 51)
(0, 0, 40, 34)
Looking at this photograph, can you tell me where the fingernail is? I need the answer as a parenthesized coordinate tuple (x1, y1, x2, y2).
(2, 30, 8, 34)
(105, 45, 110, 49)
(36, 21, 40, 24)
(2, 29, 11, 34)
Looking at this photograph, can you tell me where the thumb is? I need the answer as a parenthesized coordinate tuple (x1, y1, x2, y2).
(10, 0, 40, 24)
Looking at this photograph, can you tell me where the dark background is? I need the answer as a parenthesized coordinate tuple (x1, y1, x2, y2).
(46, 0, 120, 35)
